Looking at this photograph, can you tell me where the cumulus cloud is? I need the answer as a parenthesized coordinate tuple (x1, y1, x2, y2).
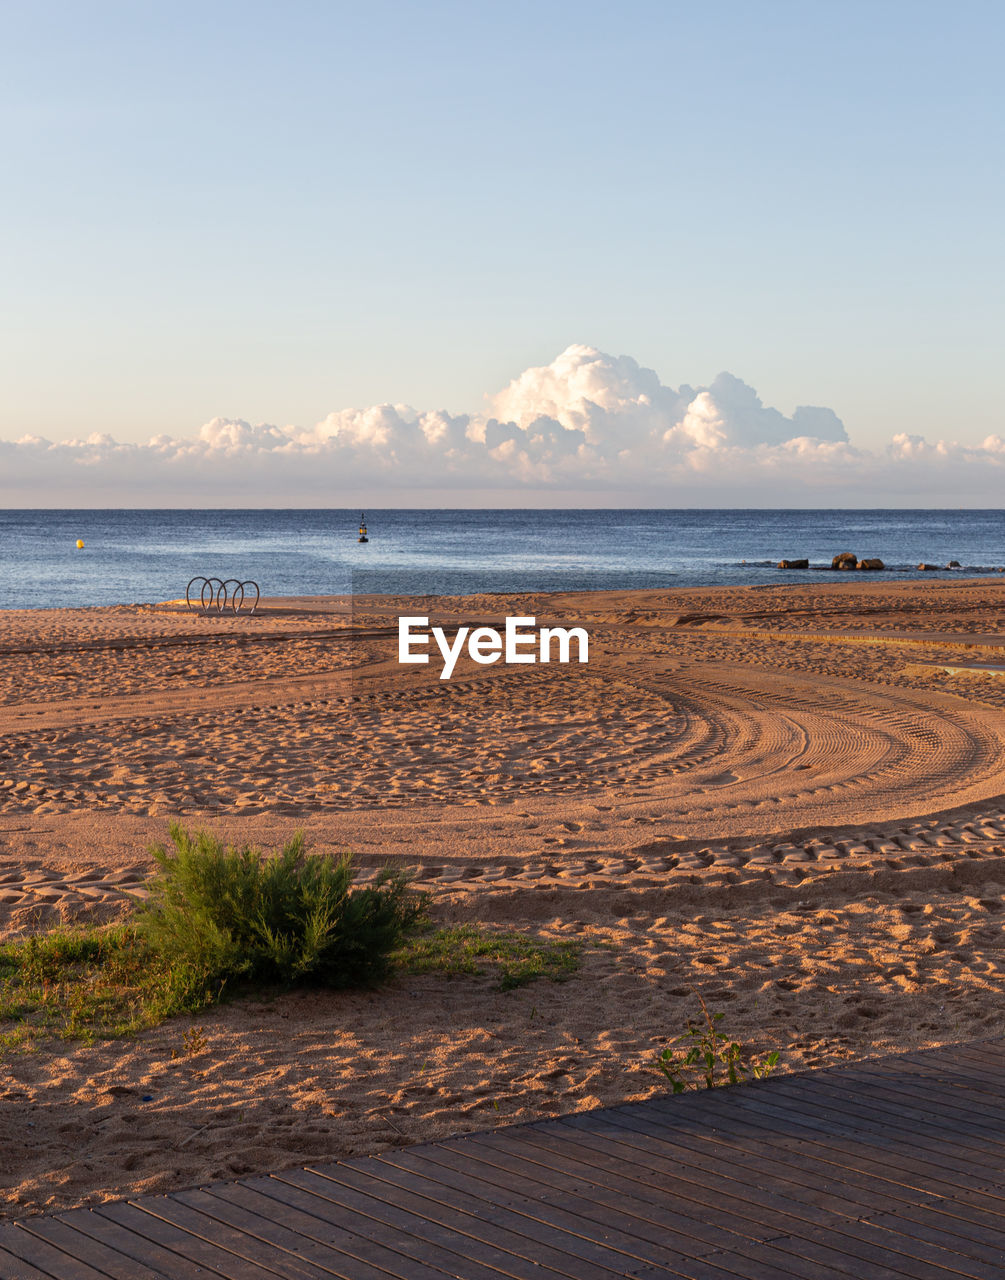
(489, 344, 684, 441)
(887, 432, 1005, 463)
(1, 345, 1001, 504)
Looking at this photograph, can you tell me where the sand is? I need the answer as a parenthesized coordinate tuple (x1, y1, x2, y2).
(1, 577, 1004, 1217)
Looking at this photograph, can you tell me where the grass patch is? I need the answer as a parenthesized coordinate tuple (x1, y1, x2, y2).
(0, 830, 580, 1050)
(0, 924, 173, 1044)
(397, 924, 581, 990)
(0, 921, 580, 1050)
(0, 826, 429, 1050)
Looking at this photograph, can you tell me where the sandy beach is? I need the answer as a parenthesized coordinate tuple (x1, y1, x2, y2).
(2, 577, 1005, 1218)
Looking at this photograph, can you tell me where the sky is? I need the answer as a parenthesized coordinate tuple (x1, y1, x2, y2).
(2, 0, 1003, 505)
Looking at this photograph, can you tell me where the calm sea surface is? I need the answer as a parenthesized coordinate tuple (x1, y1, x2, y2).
(1, 510, 1004, 610)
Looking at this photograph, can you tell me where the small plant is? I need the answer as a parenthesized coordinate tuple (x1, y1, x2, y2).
(653, 990, 779, 1093)
(172, 1025, 208, 1059)
(138, 825, 428, 1008)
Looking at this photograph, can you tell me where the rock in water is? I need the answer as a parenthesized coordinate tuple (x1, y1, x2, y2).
(858, 558, 885, 570)
(832, 552, 858, 570)
(917, 563, 939, 571)
(778, 558, 810, 569)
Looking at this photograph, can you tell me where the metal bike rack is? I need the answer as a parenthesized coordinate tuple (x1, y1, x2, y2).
(185, 577, 260, 615)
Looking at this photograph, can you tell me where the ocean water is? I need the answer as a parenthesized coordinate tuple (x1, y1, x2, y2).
(1, 509, 1004, 610)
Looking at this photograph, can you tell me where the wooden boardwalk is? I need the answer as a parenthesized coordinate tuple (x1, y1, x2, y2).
(2, 1038, 1004, 1279)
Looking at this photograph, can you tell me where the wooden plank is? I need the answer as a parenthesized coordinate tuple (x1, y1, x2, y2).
(461, 1124, 807, 1248)
(251, 1171, 564, 1280)
(791, 1198, 1005, 1280)
(844, 1070, 1005, 1130)
(806, 1224, 986, 1280)
(700, 1237, 940, 1280)
(210, 1180, 476, 1280)
(646, 1256, 805, 1280)
(619, 1267, 735, 1280)
(94, 1200, 289, 1280)
(623, 1260, 787, 1280)
(545, 1109, 910, 1220)
(743, 1074, 1003, 1147)
(641, 1085, 864, 1139)
(789, 1073, 1005, 1140)
(0, 1229, 113, 1280)
(698, 1092, 1004, 1195)
(400, 1138, 733, 1267)
(868, 1043, 1004, 1074)
(15, 1217, 167, 1280)
(629, 1098, 1005, 1279)
(864, 1201, 1005, 1258)
(280, 1164, 644, 1280)
(627, 1095, 993, 1223)
(841, 1060, 1005, 1109)
(668, 1257, 822, 1280)
(823, 1218, 1005, 1280)
(869, 1049, 1003, 1086)
(867, 1079, 1005, 1124)
(947, 1186, 1005, 1224)
(328, 1146, 697, 1276)
(174, 1178, 530, 1280)
(460, 1127, 982, 1280)
(732, 1080, 1005, 1173)
(456, 1123, 784, 1248)
(651, 1087, 1005, 1189)
(171, 1187, 400, 1280)
(605, 1099, 976, 1202)
(52, 1208, 224, 1280)
(635, 1241, 856, 1280)
(405, 1137, 902, 1280)
(133, 1195, 333, 1280)
(556, 1107, 928, 1219)
(330, 1149, 663, 1280)
(467, 1123, 843, 1241)
(935, 1043, 1005, 1071)
(911, 1191, 1005, 1236)
(632, 1100, 998, 1218)
(863, 1039, 999, 1065)
(0, 1242, 57, 1280)
(282, 1160, 628, 1280)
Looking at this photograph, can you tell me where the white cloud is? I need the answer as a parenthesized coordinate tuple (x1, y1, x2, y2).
(1, 345, 1001, 505)
(489, 343, 684, 442)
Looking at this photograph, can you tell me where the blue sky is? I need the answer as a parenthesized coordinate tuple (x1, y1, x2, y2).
(1, 1, 1003, 502)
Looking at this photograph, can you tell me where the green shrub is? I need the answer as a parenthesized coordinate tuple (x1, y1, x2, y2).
(138, 824, 426, 1007)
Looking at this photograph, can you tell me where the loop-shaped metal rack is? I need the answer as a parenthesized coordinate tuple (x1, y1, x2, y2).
(185, 577, 260, 615)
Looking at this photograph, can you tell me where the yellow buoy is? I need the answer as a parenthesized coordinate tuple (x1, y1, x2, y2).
(76, 539, 85, 549)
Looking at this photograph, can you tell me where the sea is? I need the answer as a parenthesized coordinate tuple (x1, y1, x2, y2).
(1, 509, 1004, 610)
